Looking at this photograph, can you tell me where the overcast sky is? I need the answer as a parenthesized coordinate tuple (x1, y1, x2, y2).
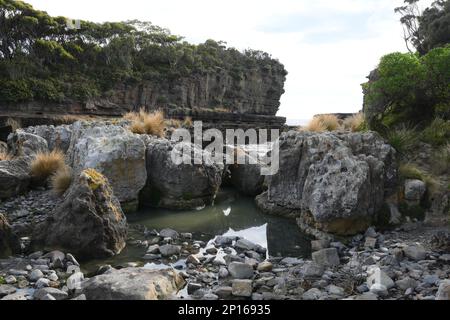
(26, 0, 432, 121)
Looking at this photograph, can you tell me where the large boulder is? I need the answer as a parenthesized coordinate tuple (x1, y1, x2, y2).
(67, 121, 146, 211)
(256, 131, 397, 236)
(0, 158, 31, 199)
(33, 169, 127, 259)
(23, 125, 73, 153)
(81, 267, 185, 300)
(7, 130, 48, 158)
(140, 139, 224, 210)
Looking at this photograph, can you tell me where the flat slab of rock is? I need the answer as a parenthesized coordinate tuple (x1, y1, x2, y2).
(228, 262, 254, 279)
(81, 267, 185, 300)
(232, 280, 253, 297)
(403, 245, 427, 261)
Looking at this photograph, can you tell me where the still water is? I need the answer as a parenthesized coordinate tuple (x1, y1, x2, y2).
(82, 188, 311, 273)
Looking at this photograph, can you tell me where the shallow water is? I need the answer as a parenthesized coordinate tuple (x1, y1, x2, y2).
(82, 188, 311, 274)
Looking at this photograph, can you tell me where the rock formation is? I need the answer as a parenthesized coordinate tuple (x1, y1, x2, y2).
(140, 139, 224, 210)
(256, 130, 397, 237)
(33, 169, 127, 259)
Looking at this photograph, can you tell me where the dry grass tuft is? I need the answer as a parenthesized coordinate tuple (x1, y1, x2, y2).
(301, 114, 340, 132)
(30, 149, 66, 181)
(183, 116, 193, 128)
(51, 165, 73, 195)
(343, 113, 365, 132)
(0, 151, 12, 161)
(126, 108, 166, 137)
(6, 118, 21, 131)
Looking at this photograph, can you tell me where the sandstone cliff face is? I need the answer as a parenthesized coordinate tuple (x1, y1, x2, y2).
(1, 68, 286, 118)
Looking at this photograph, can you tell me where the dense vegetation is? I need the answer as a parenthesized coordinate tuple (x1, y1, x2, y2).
(0, 0, 285, 104)
(363, 0, 449, 147)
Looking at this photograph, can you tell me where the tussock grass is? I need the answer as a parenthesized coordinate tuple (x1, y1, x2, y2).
(51, 165, 73, 195)
(421, 118, 450, 147)
(183, 116, 193, 128)
(386, 125, 418, 156)
(126, 108, 166, 137)
(30, 149, 66, 181)
(301, 114, 340, 132)
(343, 113, 365, 132)
(5, 118, 21, 131)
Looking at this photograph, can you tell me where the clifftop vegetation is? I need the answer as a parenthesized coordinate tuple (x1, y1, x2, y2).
(0, 0, 286, 104)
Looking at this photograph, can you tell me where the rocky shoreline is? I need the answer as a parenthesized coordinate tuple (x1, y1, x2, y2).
(1, 224, 449, 300)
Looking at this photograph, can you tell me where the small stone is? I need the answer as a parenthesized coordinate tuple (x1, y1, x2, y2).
(228, 262, 254, 279)
(35, 278, 50, 289)
(364, 237, 377, 249)
(367, 267, 394, 289)
(146, 244, 160, 254)
(43, 250, 65, 263)
(47, 273, 59, 282)
(66, 265, 81, 274)
(312, 248, 340, 267)
(33, 287, 68, 300)
(203, 293, 219, 300)
(8, 269, 28, 276)
(395, 277, 418, 290)
(4, 275, 16, 284)
(369, 283, 388, 296)
(232, 279, 253, 297)
(186, 254, 201, 266)
(218, 267, 229, 278)
(403, 245, 427, 261)
(302, 288, 322, 300)
(280, 257, 303, 265)
(71, 294, 87, 300)
(214, 286, 232, 299)
(215, 236, 235, 246)
(436, 280, 450, 300)
(423, 274, 439, 285)
(439, 254, 450, 262)
(328, 285, 345, 297)
(187, 283, 202, 295)
(180, 232, 192, 239)
(159, 228, 179, 239)
(0, 285, 17, 298)
(257, 261, 273, 272)
(365, 227, 378, 238)
(66, 253, 80, 266)
(67, 272, 84, 290)
(311, 240, 330, 252)
(29, 269, 44, 282)
(41, 294, 56, 300)
(301, 262, 324, 278)
(159, 244, 181, 257)
(213, 255, 227, 266)
(143, 254, 161, 260)
(206, 247, 218, 255)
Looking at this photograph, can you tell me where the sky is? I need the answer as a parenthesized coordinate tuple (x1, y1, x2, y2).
(25, 0, 433, 122)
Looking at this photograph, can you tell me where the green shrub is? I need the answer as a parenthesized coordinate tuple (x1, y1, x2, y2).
(0, 80, 33, 102)
(29, 78, 65, 102)
(421, 118, 450, 146)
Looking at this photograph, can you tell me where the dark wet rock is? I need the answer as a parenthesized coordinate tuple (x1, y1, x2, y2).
(0, 158, 31, 200)
(140, 139, 224, 210)
(228, 262, 254, 279)
(312, 248, 340, 267)
(33, 169, 127, 259)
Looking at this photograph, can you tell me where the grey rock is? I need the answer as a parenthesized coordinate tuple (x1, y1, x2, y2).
(367, 267, 394, 289)
(140, 139, 223, 210)
(66, 253, 80, 266)
(312, 248, 340, 267)
(311, 240, 330, 252)
(71, 294, 87, 300)
(1, 292, 27, 300)
(41, 294, 56, 301)
(404, 179, 426, 201)
(146, 245, 160, 254)
(232, 280, 253, 297)
(300, 262, 324, 278)
(34, 288, 68, 300)
(7, 130, 48, 158)
(403, 245, 427, 261)
(0, 285, 17, 298)
(33, 169, 127, 259)
(187, 283, 203, 295)
(81, 267, 185, 300)
(257, 261, 273, 272)
(29, 269, 44, 282)
(229, 152, 265, 196)
(218, 267, 229, 278)
(159, 228, 179, 239)
(256, 131, 397, 236)
(436, 280, 450, 300)
(395, 277, 418, 290)
(67, 122, 147, 207)
(228, 262, 254, 279)
(214, 286, 233, 299)
(67, 272, 84, 290)
(159, 244, 181, 257)
(0, 158, 30, 200)
(302, 288, 322, 300)
(43, 250, 65, 263)
(35, 278, 50, 289)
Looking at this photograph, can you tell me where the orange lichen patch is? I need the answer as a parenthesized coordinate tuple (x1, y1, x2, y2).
(82, 168, 108, 191)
